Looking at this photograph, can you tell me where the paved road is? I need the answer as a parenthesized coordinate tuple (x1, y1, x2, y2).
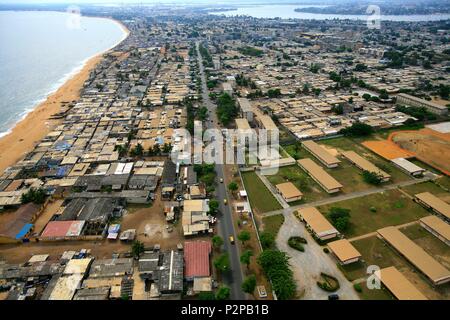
(276, 212, 360, 300)
(196, 42, 245, 300)
(262, 177, 431, 217)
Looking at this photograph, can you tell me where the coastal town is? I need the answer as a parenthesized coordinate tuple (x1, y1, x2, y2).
(0, 3, 449, 302)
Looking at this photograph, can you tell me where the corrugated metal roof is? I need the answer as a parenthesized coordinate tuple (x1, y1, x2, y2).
(184, 241, 211, 278)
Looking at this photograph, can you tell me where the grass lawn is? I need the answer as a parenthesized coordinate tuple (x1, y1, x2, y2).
(400, 224, 450, 269)
(355, 281, 395, 300)
(401, 181, 449, 199)
(436, 176, 450, 191)
(351, 236, 412, 278)
(322, 158, 376, 194)
(266, 165, 330, 204)
(339, 236, 410, 300)
(319, 137, 411, 183)
(279, 146, 291, 159)
(241, 171, 282, 213)
(261, 214, 285, 238)
(283, 143, 314, 160)
(317, 189, 429, 238)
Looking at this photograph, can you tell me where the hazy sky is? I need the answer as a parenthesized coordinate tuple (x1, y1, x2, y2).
(0, 0, 288, 3)
(0, 0, 323, 4)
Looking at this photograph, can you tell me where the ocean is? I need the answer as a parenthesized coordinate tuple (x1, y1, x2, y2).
(0, 11, 127, 137)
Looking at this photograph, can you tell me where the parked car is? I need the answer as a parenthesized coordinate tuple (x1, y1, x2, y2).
(328, 294, 339, 300)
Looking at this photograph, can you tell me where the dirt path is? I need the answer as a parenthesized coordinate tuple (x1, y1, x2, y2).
(0, 240, 129, 264)
(347, 220, 419, 242)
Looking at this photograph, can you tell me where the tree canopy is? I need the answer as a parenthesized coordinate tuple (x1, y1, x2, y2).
(258, 250, 296, 300)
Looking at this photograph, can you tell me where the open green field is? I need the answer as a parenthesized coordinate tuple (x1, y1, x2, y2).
(400, 224, 450, 269)
(401, 181, 450, 199)
(318, 189, 429, 238)
(342, 237, 410, 281)
(283, 143, 313, 160)
(319, 137, 412, 183)
(261, 214, 285, 239)
(353, 280, 395, 300)
(241, 171, 282, 213)
(322, 158, 376, 194)
(266, 165, 330, 204)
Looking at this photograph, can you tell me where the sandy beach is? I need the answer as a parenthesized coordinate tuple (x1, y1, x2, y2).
(0, 55, 101, 174)
(0, 18, 129, 175)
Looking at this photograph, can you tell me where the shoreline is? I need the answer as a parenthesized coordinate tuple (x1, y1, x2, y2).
(0, 15, 130, 174)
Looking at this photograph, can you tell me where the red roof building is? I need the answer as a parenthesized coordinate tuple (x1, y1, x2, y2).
(41, 220, 85, 239)
(184, 241, 211, 279)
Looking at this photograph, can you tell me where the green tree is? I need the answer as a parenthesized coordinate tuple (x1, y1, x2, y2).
(340, 122, 373, 137)
(362, 93, 371, 101)
(438, 84, 450, 99)
(379, 90, 389, 100)
(257, 250, 296, 300)
(240, 250, 254, 269)
(200, 172, 216, 186)
(130, 143, 144, 157)
(260, 232, 275, 249)
(302, 83, 310, 94)
(209, 199, 219, 215)
(212, 235, 224, 249)
(151, 144, 161, 156)
(238, 230, 251, 245)
(228, 182, 239, 192)
(267, 88, 281, 98)
(214, 253, 230, 273)
(162, 143, 172, 154)
(115, 144, 128, 157)
(332, 104, 344, 115)
(198, 292, 216, 300)
(327, 207, 351, 232)
(216, 93, 238, 126)
(354, 63, 368, 72)
(21, 187, 47, 205)
(215, 286, 230, 300)
(362, 170, 384, 185)
(131, 240, 145, 259)
(241, 275, 257, 295)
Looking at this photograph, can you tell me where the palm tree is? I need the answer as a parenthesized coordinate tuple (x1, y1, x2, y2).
(131, 240, 144, 259)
